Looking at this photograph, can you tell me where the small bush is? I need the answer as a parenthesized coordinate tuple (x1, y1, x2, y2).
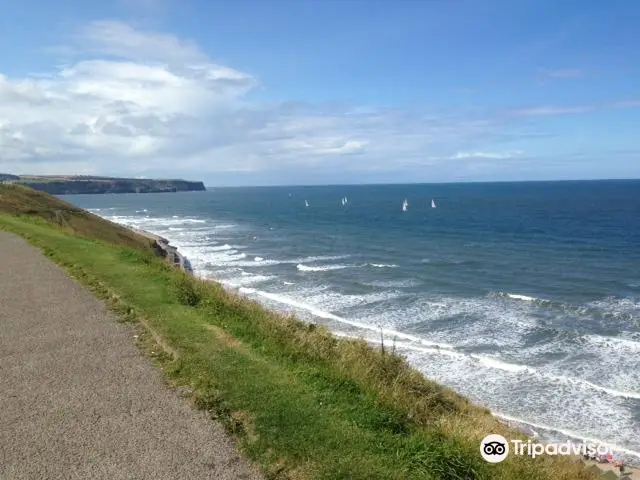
(173, 274, 201, 306)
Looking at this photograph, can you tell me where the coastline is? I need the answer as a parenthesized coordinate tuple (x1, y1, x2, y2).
(128, 223, 639, 477)
(128, 226, 193, 274)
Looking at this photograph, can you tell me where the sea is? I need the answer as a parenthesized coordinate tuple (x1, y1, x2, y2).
(65, 180, 640, 464)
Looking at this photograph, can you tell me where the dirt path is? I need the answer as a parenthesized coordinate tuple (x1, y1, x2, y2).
(0, 232, 261, 480)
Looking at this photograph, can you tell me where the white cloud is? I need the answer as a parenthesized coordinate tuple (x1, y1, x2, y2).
(0, 20, 533, 181)
(512, 100, 640, 117)
(449, 150, 523, 160)
(512, 106, 592, 116)
(76, 20, 205, 64)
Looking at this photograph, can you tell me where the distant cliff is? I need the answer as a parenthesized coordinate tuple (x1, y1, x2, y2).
(12, 175, 206, 195)
(0, 173, 20, 181)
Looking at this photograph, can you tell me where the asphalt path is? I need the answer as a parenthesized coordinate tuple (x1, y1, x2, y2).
(0, 232, 261, 480)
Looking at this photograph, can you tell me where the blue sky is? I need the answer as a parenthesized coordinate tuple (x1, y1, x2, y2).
(0, 0, 638, 185)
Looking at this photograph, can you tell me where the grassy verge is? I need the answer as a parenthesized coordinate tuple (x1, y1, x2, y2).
(0, 189, 597, 479)
(0, 184, 153, 250)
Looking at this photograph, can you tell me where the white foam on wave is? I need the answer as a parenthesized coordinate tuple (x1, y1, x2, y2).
(295, 255, 351, 262)
(467, 355, 640, 400)
(229, 255, 353, 268)
(524, 330, 640, 399)
(398, 344, 640, 460)
(367, 336, 466, 359)
(296, 264, 352, 272)
(104, 214, 207, 228)
(214, 258, 281, 267)
(470, 355, 530, 373)
(364, 278, 421, 289)
(238, 287, 454, 350)
(210, 244, 233, 251)
(506, 293, 540, 302)
(583, 333, 640, 354)
(292, 287, 406, 313)
(223, 274, 275, 288)
(369, 263, 398, 268)
(218, 256, 356, 269)
(104, 214, 353, 271)
(320, 290, 640, 401)
(362, 295, 536, 350)
(213, 224, 237, 230)
(587, 297, 640, 320)
(490, 291, 550, 304)
(339, 331, 640, 400)
(479, 356, 640, 399)
(94, 213, 258, 275)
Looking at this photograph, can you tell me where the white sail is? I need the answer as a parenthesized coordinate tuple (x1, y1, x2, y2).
(402, 199, 408, 211)
(431, 199, 436, 208)
(305, 200, 310, 207)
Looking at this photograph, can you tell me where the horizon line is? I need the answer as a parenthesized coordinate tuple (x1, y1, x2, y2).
(202, 177, 640, 189)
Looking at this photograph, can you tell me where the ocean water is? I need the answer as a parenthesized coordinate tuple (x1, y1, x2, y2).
(66, 180, 640, 463)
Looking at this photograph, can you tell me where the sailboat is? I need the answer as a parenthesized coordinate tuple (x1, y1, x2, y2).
(341, 196, 348, 206)
(402, 199, 408, 212)
(431, 199, 436, 209)
(305, 200, 310, 207)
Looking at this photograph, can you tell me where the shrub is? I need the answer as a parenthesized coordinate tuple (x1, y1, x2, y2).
(173, 274, 201, 306)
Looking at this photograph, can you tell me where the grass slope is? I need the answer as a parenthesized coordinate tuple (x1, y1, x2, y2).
(0, 186, 597, 480)
(0, 184, 153, 250)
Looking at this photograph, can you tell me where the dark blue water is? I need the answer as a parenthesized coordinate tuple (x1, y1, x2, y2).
(66, 180, 640, 461)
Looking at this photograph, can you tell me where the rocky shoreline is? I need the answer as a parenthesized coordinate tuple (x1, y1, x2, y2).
(130, 227, 193, 274)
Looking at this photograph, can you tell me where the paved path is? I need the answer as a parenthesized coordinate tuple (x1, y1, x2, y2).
(0, 232, 261, 480)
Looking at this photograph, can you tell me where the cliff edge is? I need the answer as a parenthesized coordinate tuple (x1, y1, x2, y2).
(3, 174, 206, 195)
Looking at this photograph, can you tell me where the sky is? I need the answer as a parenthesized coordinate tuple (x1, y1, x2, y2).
(0, 0, 639, 186)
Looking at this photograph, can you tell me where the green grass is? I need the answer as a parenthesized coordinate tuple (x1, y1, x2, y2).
(0, 184, 153, 250)
(0, 185, 597, 480)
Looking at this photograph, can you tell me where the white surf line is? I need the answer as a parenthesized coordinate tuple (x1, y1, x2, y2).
(239, 287, 454, 350)
(336, 332, 640, 400)
(338, 330, 640, 459)
(96, 213, 640, 400)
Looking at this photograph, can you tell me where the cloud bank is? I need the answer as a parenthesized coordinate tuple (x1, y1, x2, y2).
(1, 20, 638, 184)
